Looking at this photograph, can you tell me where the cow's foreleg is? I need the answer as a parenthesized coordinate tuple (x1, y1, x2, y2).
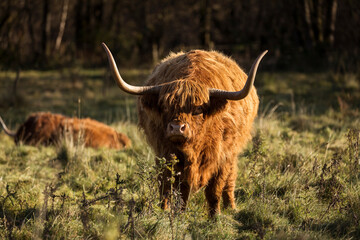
(205, 174, 227, 217)
(179, 181, 190, 210)
(222, 160, 237, 209)
(161, 174, 191, 211)
(222, 174, 237, 209)
(159, 168, 171, 209)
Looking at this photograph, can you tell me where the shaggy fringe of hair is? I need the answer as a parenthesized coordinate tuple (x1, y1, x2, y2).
(159, 80, 209, 111)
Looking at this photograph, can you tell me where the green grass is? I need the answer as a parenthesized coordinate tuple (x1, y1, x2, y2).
(0, 69, 359, 239)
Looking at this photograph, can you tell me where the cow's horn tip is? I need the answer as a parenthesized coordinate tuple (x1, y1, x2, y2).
(102, 42, 108, 49)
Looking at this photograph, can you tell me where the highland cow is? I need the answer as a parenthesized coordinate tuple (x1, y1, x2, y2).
(0, 112, 131, 149)
(103, 43, 267, 216)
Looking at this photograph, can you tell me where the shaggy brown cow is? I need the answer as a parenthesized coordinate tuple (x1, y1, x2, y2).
(103, 43, 267, 216)
(0, 112, 131, 149)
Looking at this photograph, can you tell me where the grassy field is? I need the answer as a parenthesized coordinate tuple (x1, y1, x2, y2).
(0, 68, 359, 239)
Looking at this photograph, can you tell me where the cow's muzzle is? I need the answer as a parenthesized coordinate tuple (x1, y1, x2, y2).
(166, 121, 190, 144)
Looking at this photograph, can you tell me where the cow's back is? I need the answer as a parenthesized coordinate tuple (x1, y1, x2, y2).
(63, 118, 130, 149)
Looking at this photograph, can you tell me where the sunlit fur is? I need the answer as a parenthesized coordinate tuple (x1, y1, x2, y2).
(138, 50, 259, 216)
(3, 112, 131, 149)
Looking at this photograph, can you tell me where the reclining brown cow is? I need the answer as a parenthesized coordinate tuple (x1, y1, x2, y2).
(0, 112, 131, 149)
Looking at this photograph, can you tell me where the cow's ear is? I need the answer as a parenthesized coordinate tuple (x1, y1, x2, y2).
(140, 95, 161, 112)
(206, 97, 228, 115)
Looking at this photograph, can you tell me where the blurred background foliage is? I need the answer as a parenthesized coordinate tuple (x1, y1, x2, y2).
(0, 0, 359, 72)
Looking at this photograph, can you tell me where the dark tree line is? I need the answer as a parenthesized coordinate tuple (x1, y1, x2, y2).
(0, 0, 359, 71)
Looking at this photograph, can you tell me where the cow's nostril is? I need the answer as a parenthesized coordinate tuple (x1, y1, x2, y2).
(168, 122, 187, 135)
(180, 124, 186, 132)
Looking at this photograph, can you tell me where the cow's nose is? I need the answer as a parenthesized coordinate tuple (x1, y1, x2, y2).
(167, 122, 186, 135)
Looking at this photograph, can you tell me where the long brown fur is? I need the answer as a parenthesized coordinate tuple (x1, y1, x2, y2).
(137, 50, 259, 216)
(1, 112, 131, 149)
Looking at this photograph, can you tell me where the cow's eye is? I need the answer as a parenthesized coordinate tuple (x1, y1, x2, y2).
(192, 106, 203, 115)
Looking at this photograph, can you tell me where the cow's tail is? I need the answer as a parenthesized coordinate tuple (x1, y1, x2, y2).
(0, 116, 16, 137)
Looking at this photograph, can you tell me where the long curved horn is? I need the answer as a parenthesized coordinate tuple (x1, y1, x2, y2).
(0, 116, 16, 137)
(102, 43, 161, 95)
(209, 50, 268, 100)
